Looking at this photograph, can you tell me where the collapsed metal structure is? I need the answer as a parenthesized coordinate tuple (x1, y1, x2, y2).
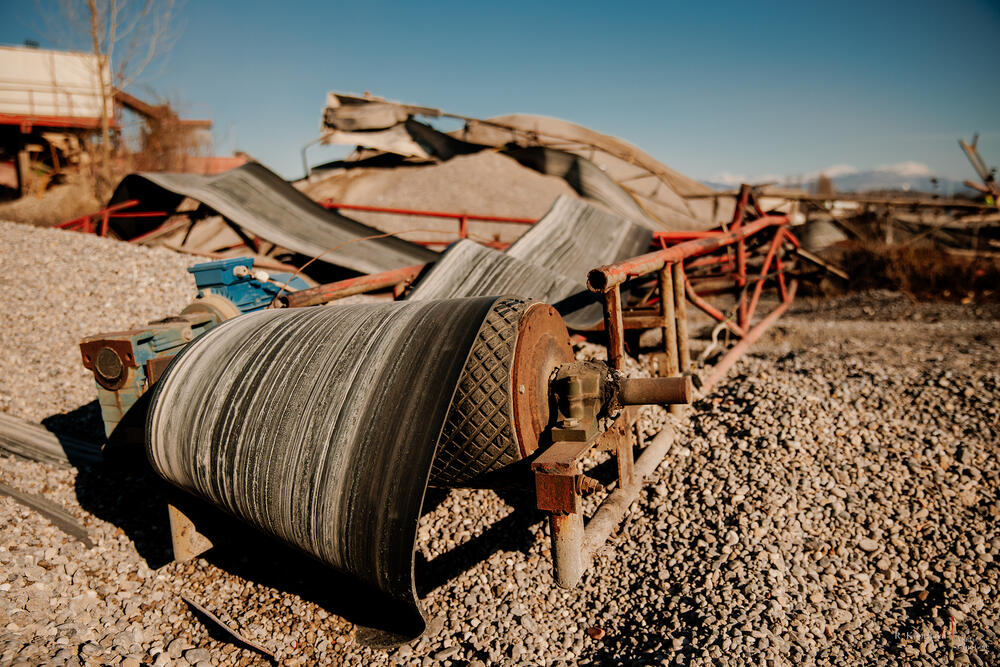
(77, 182, 813, 644)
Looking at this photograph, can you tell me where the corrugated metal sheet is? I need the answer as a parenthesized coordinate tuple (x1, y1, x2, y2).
(109, 163, 438, 275)
(507, 196, 652, 281)
(406, 240, 603, 329)
(407, 196, 650, 329)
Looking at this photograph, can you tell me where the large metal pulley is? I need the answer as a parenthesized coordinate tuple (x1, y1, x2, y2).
(145, 295, 693, 645)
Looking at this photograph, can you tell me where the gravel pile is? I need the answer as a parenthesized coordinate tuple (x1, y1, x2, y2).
(1, 223, 998, 666)
(0, 221, 198, 425)
(298, 152, 578, 246)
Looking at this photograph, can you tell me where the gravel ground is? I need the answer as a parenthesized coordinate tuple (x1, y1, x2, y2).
(1, 223, 998, 665)
(0, 221, 197, 424)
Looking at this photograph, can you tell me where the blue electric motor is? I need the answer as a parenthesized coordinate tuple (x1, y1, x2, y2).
(80, 257, 311, 439)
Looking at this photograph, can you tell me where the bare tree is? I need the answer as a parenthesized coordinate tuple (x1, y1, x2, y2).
(41, 0, 179, 197)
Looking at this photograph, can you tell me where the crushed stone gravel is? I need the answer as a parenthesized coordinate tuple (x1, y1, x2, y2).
(0, 221, 198, 425)
(1, 224, 998, 665)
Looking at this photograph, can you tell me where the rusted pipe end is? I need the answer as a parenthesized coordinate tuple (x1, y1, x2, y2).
(586, 267, 612, 293)
(617, 375, 692, 406)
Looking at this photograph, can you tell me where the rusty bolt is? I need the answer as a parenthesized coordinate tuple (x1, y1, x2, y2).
(576, 475, 604, 495)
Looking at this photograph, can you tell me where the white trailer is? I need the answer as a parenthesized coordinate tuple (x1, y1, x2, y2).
(0, 44, 110, 126)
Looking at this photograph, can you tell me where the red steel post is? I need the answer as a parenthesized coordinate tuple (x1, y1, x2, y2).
(673, 262, 691, 373)
(700, 281, 798, 394)
(278, 263, 427, 308)
(746, 225, 787, 323)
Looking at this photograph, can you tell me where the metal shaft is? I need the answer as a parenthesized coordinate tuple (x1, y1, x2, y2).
(617, 376, 691, 406)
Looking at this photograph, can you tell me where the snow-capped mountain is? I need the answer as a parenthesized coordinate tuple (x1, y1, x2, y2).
(705, 162, 973, 195)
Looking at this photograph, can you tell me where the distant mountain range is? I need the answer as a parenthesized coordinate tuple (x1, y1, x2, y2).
(704, 162, 975, 195)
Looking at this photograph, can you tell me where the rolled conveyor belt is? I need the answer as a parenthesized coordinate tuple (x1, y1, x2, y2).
(146, 295, 572, 644)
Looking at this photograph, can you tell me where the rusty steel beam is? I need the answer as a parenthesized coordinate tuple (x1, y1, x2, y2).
(673, 262, 691, 373)
(550, 512, 585, 588)
(659, 265, 679, 378)
(581, 424, 676, 571)
(587, 215, 785, 292)
(277, 263, 427, 308)
(746, 226, 787, 323)
(323, 201, 537, 224)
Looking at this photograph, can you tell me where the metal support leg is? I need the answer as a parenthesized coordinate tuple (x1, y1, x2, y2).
(672, 262, 691, 373)
(550, 512, 584, 588)
(616, 429, 635, 488)
(602, 284, 625, 371)
(167, 504, 213, 562)
(659, 264, 683, 415)
(659, 265, 679, 375)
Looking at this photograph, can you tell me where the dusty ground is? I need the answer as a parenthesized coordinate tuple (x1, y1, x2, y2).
(0, 177, 101, 228)
(1, 221, 998, 665)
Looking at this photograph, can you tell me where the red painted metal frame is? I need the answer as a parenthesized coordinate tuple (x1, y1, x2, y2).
(57, 199, 167, 237)
(0, 113, 111, 132)
(322, 200, 536, 248)
(589, 184, 798, 371)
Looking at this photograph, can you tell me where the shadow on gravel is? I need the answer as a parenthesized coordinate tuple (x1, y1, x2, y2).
(415, 484, 544, 596)
(47, 396, 177, 567)
(72, 453, 177, 568)
(40, 400, 106, 468)
(65, 409, 549, 643)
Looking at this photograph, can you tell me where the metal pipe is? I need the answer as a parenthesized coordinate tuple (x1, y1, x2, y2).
(278, 263, 427, 308)
(672, 262, 691, 373)
(587, 215, 785, 292)
(602, 284, 625, 371)
(322, 201, 536, 224)
(652, 230, 722, 242)
(658, 265, 679, 377)
(683, 274, 745, 337)
(746, 226, 787, 322)
(618, 376, 691, 406)
(57, 198, 141, 230)
(550, 512, 585, 588)
(580, 426, 676, 570)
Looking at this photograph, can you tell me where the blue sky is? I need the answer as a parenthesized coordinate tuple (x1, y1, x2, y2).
(3, 0, 999, 183)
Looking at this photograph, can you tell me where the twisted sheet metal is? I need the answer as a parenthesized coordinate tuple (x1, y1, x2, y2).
(109, 163, 437, 275)
(507, 196, 652, 283)
(146, 296, 534, 644)
(406, 197, 651, 330)
(406, 240, 602, 330)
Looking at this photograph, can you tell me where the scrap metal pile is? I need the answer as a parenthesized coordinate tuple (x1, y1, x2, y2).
(65, 96, 845, 646)
(75, 179, 823, 644)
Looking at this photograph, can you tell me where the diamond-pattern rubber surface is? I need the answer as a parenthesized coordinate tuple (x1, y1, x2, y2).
(430, 297, 530, 486)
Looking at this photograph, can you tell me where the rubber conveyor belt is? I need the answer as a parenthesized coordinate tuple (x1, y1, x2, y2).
(109, 163, 438, 275)
(146, 295, 570, 644)
(406, 196, 652, 330)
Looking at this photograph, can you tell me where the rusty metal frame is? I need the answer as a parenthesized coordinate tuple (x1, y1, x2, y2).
(534, 185, 800, 587)
(112, 187, 802, 591)
(322, 200, 536, 249)
(57, 199, 167, 237)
